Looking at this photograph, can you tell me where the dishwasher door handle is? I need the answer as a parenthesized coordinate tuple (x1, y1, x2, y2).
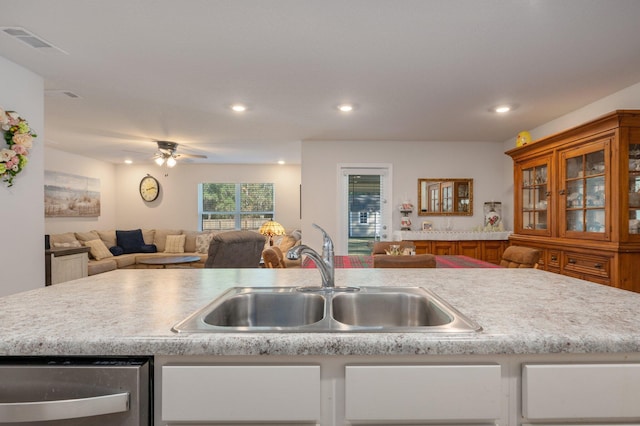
(0, 392, 130, 423)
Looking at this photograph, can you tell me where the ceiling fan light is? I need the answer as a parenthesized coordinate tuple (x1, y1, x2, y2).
(155, 156, 165, 166)
(166, 156, 177, 168)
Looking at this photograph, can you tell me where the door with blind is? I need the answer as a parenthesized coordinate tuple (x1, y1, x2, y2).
(338, 165, 392, 255)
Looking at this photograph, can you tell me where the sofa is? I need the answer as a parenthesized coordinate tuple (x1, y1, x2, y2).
(48, 228, 302, 276)
(371, 240, 436, 268)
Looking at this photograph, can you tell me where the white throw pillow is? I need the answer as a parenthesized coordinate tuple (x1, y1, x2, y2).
(164, 234, 186, 253)
(83, 239, 113, 261)
(53, 240, 82, 248)
(195, 232, 215, 253)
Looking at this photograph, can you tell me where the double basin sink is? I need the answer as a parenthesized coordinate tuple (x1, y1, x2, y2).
(172, 286, 481, 333)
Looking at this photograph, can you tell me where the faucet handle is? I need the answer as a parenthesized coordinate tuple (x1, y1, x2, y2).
(312, 223, 334, 263)
(312, 224, 333, 246)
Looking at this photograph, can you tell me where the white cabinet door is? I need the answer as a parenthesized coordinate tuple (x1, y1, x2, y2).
(162, 365, 320, 422)
(51, 252, 88, 284)
(523, 363, 640, 420)
(345, 364, 502, 422)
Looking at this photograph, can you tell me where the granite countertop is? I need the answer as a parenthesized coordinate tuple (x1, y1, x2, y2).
(1, 268, 640, 357)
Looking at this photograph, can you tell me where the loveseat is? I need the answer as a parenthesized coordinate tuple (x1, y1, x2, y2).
(48, 228, 302, 276)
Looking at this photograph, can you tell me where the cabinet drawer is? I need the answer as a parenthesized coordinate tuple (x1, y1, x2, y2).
(345, 364, 501, 422)
(162, 365, 320, 422)
(547, 250, 560, 268)
(523, 363, 640, 420)
(562, 251, 610, 279)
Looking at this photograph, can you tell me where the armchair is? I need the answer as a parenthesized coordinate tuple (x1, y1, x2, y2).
(204, 231, 266, 268)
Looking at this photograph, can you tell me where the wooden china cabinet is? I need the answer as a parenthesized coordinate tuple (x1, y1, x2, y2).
(506, 110, 640, 292)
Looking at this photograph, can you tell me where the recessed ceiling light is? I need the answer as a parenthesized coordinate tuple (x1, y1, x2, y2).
(494, 105, 511, 113)
(337, 104, 354, 112)
(231, 104, 247, 112)
(124, 159, 133, 165)
(277, 160, 285, 165)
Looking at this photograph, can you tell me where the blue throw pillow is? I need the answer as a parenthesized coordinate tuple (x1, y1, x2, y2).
(139, 244, 157, 253)
(116, 229, 145, 254)
(109, 246, 124, 256)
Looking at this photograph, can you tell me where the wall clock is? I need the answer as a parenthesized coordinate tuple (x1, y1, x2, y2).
(139, 175, 160, 202)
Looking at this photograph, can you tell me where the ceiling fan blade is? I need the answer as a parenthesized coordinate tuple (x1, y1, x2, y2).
(175, 153, 208, 159)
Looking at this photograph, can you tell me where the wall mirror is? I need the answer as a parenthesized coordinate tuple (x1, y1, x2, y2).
(418, 178, 473, 216)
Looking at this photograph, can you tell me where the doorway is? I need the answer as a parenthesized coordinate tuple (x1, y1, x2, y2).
(338, 164, 392, 255)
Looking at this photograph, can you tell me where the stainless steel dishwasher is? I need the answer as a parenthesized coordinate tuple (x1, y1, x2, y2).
(0, 357, 151, 425)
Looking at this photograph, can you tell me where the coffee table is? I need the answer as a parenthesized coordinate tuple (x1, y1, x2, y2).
(137, 255, 201, 269)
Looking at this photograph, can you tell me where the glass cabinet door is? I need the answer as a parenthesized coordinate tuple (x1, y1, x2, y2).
(559, 139, 610, 240)
(517, 158, 550, 235)
(628, 142, 640, 237)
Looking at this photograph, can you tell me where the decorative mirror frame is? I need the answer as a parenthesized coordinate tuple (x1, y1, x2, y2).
(417, 178, 473, 216)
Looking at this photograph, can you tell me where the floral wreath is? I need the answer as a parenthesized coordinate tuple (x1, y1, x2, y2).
(1, 107, 37, 187)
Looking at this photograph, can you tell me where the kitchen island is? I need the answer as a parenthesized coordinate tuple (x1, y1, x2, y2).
(2, 268, 640, 425)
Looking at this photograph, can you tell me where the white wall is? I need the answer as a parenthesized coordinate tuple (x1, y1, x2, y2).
(301, 140, 506, 253)
(114, 163, 301, 232)
(44, 148, 117, 234)
(0, 56, 44, 296)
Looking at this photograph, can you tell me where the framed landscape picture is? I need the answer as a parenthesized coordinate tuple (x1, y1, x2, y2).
(45, 171, 101, 217)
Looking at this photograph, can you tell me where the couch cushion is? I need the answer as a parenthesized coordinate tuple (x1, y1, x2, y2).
(96, 230, 117, 248)
(52, 240, 82, 249)
(84, 239, 114, 261)
(165, 234, 186, 253)
(182, 231, 201, 253)
(112, 253, 138, 268)
(75, 231, 100, 244)
(88, 259, 117, 275)
(50, 232, 81, 248)
(141, 229, 156, 245)
(195, 232, 215, 253)
(154, 229, 181, 252)
(116, 229, 146, 254)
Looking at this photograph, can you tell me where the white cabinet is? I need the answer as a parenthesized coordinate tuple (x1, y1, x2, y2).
(156, 355, 640, 426)
(49, 249, 88, 285)
(162, 365, 320, 423)
(523, 363, 640, 422)
(345, 364, 502, 423)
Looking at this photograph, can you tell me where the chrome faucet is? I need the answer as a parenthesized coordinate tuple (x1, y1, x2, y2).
(287, 224, 335, 289)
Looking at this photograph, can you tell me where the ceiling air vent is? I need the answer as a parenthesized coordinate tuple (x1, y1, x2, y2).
(0, 27, 68, 54)
(45, 90, 82, 99)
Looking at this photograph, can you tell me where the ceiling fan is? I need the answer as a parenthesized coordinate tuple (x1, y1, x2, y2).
(153, 141, 207, 167)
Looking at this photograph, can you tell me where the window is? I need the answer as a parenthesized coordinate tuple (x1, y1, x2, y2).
(359, 211, 369, 224)
(199, 183, 274, 231)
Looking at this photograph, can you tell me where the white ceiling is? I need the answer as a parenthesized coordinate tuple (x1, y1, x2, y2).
(1, 0, 640, 166)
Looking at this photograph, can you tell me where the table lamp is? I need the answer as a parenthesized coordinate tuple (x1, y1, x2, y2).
(259, 219, 286, 246)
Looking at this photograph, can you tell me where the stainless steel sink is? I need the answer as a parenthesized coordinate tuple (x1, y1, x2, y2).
(203, 291, 325, 327)
(172, 286, 481, 333)
(331, 292, 452, 327)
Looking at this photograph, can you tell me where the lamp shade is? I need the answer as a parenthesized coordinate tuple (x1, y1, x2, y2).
(259, 220, 285, 237)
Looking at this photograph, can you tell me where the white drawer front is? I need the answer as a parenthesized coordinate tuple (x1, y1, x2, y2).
(162, 365, 320, 422)
(345, 364, 502, 422)
(523, 363, 640, 420)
